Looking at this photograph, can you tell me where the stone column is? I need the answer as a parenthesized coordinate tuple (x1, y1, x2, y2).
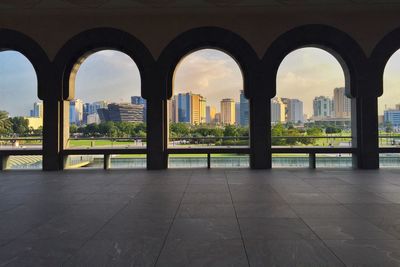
(146, 98, 168, 169)
(250, 97, 271, 169)
(352, 96, 379, 169)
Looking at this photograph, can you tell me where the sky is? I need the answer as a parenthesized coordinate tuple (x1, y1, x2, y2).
(1, 47, 399, 117)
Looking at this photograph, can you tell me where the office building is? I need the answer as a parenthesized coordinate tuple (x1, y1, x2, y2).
(287, 99, 304, 123)
(271, 97, 286, 123)
(206, 106, 216, 124)
(98, 103, 145, 123)
(384, 109, 400, 127)
(313, 96, 333, 118)
(333, 87, 351, 118)
(220, 98, 235, 125)
(69, 99, 84, 125)
(240, 90, 249, 126)
(30, 102, 43, 118)
(177, 93, 191, 123)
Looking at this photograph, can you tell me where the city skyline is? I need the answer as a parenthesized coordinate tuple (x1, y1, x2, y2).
(1, 48, 400, 116)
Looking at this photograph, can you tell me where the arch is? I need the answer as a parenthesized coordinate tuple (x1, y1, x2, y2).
(157, 27, 260, 100)
(261, 24, 368, 98)
(371, 27, 400, 97)
(53, 27, 156, 100)
(0, 29, 51, 100)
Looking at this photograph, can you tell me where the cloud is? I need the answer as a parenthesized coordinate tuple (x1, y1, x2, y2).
(173, 49, 243, 109)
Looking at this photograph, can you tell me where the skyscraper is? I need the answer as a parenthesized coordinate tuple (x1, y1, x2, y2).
(30, 102, 43, 118)
(287, 99, 304, 123)
(177, 93, 191, 123)
(200, 97, 207, 123)
(220, 98, 235, 125)
(131, 96, 146, 122)
(313, 96, 333, 118)
(168, 96, 178, 123)
(69, 99, 84, 125)
(206, 106, 216, 124)
(333, 87, 351, 118)
(239, 90, 249, 126)
(235, 102, 240, 125)
(271, 97, 286, 123)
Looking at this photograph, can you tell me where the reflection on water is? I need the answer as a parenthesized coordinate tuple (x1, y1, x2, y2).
(7, 155, 400, 169)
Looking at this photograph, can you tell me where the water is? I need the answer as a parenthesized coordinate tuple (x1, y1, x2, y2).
(7, 155, 400, 169)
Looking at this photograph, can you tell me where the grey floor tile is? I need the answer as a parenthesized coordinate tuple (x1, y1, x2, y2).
(327, 192, 392, 204)
(182, 192, 232, 204)
(177, 203, 236, 218)
(304, 218, 397, 240)
(245, 239, 345, 267)
(325, 239, 400, 267)
(344, 204, 400, 218)
(157, 238, 248, 267)
(280, 192, 338, 204)
(290, 204, 360, 218)
(0, 239, 83, 267)
(64, 238, 163, 267)
(239, 218, 318, 240)
(186, 184, 230, 192)
(95, 218, 172, 240)
(169, 218, 241, 240)
(235, 203, 298, 218)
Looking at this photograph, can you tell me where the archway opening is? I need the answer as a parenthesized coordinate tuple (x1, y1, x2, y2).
(379, 49, 400, 167)
(64, 50, 145, 169)
(274, 47, 352, 168)
(0, 50, 42, 169)
(167, 48, 249, 168)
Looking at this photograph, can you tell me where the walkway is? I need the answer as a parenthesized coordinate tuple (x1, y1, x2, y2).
(1, 169, 400, 266)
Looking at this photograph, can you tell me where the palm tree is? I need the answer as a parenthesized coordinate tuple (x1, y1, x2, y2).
(0, 111, 12, 133)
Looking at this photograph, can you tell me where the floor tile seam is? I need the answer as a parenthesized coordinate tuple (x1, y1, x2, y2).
(224, 170, 251, 267)
(287, 203, 348, 267)
(153, 176, 191, 267)
(60, 198, 135, 266)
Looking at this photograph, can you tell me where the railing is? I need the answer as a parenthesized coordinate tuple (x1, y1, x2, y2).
(5, 135, 400, 170)
(379, 134, 400, 147)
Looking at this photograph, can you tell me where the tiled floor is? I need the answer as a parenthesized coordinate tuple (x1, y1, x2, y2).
(1, 169, 400, 266)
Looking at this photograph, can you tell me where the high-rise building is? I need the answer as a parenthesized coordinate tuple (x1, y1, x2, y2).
(333, 87, 351, 118)
(384, 109, 400, 127)
(131, 96, 146, 122)
(131, 96, 146, 105)
(190, 94, 206, 125)
(69, 99, 84, 125)
(287, 99, 304, 123)
(200, 97, 207, 123)
(168, 97, 178, 123)
(30, 102, 43, 118)
(235, 102, 240, 125)
(177, 93, 191, 123)
(271, 97, 286, 123)
(313, 96, 333, 118)
(220, 98, 235, 125)
(206, 106, 216, 124)
(98, 103, 145, 123)
(239, 90, 249, 126)
(214, 112, 221, 124)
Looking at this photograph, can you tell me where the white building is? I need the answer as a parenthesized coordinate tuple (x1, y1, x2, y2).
(313, 96, 333, 119)
(287, 99, 304, 123)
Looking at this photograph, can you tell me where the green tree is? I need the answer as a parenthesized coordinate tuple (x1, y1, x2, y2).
(10, 117, 29, 135)
(0, 111, 12, 134)
(170, 123, 190, 137)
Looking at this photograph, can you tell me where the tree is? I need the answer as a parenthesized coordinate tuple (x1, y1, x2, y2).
(170, 123, 190, 137)
(0, 111, 12, 135)
(10, 117, 29, 135)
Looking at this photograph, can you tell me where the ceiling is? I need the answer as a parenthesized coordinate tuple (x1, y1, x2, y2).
(0, 0, 399, 9)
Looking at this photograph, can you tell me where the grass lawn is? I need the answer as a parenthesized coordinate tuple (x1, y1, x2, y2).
(69, 139, 144, 147)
